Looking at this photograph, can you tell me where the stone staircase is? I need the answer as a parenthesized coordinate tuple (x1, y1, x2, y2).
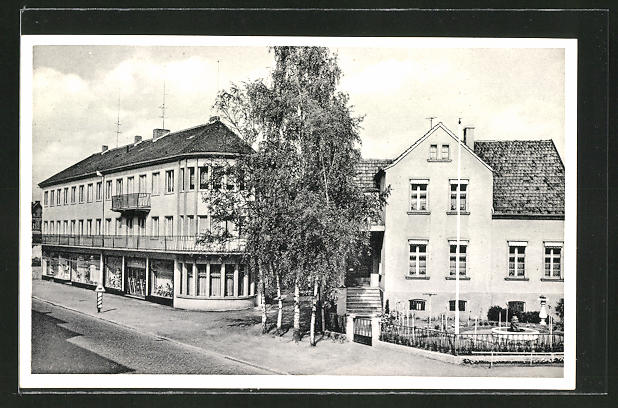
(346, 287, 382, 316)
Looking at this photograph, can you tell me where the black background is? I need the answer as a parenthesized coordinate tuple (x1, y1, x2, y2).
(1, 2, 613, 407)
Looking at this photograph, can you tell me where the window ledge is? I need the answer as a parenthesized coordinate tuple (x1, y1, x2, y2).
(407, 211, 431, 215)
(446, 211, 470, 215)
(541, 278, 564, 282)
(445, 276, 470, 280)
(405, 275, 430, 280)
(504, 277, 529, 281)
(427, 159, 452, 162)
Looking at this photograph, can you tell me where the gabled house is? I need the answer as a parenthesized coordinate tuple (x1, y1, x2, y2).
(352, 122, 564, 320)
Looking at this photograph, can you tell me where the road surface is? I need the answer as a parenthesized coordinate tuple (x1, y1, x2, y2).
(32, 298, 272, 374)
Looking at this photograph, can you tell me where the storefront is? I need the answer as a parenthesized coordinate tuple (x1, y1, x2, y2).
(147, 259, 174, 306)
(104, 255, 123, 294)
(70, 253, 99, 288)
(125, 257, 147, 298)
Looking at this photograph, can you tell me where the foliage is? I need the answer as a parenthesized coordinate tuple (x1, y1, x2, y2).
(555, 298, 564, 321)
(520, 311, 541, 324)
(384, 299, 390, 315)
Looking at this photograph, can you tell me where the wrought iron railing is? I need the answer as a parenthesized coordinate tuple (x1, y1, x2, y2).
(42, 234, 246, 253)
(111, 193, 151, 211)
(379, 322, 564, 355)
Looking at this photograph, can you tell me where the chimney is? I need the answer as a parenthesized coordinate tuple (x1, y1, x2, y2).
(463, 127, 475, 150)
(134, 135, 142, 145)
(101, 145, 108, 153)
(153, 128, 170, 141)
(209, 115, 220, 123)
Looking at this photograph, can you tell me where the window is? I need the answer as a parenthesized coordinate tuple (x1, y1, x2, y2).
(189, 167, 196, 190)
(409, 180, 428, 211)
(209, 264, 221, 296)
(449, 300, 467, 312)
(180, 168, 185, 191)
(127, 177, 134, 194)
(86, 219, 92, 235)
(544, 242, 563, 278)
(63, 188, 69, 205)
(152, 172, 160, 195)
(441, 144, 450, 160)
(508, 242, 527, 277)
(105, 180, 112, 199)
(449, 180, 468, 211)
(449, 241, 468, 276)
(179, 215, 184, 236)
(78, 220, 84, 236)
(56, 189, 61, 206)
(508, 301, 525, 313)
(212, 166, 223, 189)
(96, 182, 102, 201)
(165, 170, 174, 193)
(95, 219, 101, 235)
(198, 215, 209, 234)
(429, 144, 437, 160)
(408, 240, 427, 276)
(50, 190, 55, 207)
(63, 220, 68, 234)
(186, 215, 194, 235)
(197, 264, 208, 296)
(43, 221, 48, 234)
(199, 166, 209, 189)
(137, 217, 146, 235)
(186, 264, 195, 296)
(116, 179, 123, 195)
(238, 265, 246, 296)
(410, 299, 426, 311)
(105, 218, 112, 235)
(139, 175, 147, 193)
(49, 221, 54, 234)
(71, 186, 76, 203)
(225, 264, 235, 296)
(44, 191, 48, 206)
(151, 217, 159, 237)
(115, 218, 122, 235)
(70, 220, 75, 235)
(126, 218, 133, 234)
(87, 183, 93, 202)
(165, 216, 174, 236)
(79, 185, 84, 203)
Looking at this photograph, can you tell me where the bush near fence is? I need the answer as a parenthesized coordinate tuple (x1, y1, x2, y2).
(380, 322, 564, 355)
(324, 312, 346, 334)
(487, 306, 540, 324)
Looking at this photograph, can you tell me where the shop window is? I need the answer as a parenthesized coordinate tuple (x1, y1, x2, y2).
(408, 240, 427, 276)
(225, 264, 235, 296)
(209, 264, 221, 296)
(57, 253, 71, 280)
(150, 259, 173, 298)
(449, 241, 468, 276)
(197, 264, 208, 296)
(409, 299, 426, 311)
(104, 256, 122, 290)
(449, 300, 467, 312)
(71, 254, 98, 286)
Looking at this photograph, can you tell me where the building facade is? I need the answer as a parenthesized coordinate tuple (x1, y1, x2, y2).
(32, 201, 42, 244)
(39, 118, 257, 310)
(356, 123, 565, 320)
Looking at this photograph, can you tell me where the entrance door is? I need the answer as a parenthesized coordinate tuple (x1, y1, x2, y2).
(126, 267, 146, 297)
(353, 317, 373, 346)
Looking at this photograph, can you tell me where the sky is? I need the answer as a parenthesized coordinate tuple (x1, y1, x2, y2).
(31, 45, 565, 200)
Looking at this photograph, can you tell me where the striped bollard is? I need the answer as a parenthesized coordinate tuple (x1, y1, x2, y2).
(95, 284, 105, 313)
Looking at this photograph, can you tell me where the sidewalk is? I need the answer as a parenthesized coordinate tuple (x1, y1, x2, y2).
(32, 279, 563, 377)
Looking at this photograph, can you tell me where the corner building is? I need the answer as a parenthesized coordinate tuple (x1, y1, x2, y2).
(354, 123, 565, 319)
(40, 118, 257, 310)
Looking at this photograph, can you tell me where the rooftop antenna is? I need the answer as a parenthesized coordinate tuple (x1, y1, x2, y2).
(159, 80, 168, 129)
(425, 116, 437, 129)
(115, 95, 122, 148)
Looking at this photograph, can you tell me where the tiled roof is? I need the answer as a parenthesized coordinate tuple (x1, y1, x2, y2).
(474, 140, 564, 217)
(355, 159, 392, 192)
(39, 120, 253, 188)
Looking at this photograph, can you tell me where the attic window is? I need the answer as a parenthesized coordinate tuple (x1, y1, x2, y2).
(428, 144, 451, 161)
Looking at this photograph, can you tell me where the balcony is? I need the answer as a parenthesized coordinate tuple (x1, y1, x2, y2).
(42, 234, 246, 254)
(111, 193, 151, 213)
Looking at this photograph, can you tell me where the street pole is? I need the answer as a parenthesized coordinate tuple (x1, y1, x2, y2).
(455, 118, 462, 336)
(423, 292, 436, 328)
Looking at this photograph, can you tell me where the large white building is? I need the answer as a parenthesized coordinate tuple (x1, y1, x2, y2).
(40, 117, 257, 310)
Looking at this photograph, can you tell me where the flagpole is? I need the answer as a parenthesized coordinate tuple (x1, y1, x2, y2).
(455, 118, 462, 336)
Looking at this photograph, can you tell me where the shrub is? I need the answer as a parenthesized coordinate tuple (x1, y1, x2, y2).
(32, 257, 41, 266)
(555, 298, 564, 321)
(521, 311, 540, 323)
(487, 305, 503, 321)
(384, 299, 390, 315)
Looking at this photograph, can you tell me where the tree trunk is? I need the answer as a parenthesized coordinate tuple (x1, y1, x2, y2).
(276, 271, 283, 335)
(293, 279, 301, 342)
(310, 279, 319, 346)
(320, 283, 326, 334)
(257, 263, 268, 334)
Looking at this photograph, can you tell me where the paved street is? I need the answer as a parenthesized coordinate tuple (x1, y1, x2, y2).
(31, 279, 563, 377)
(32, 299, 271, 374)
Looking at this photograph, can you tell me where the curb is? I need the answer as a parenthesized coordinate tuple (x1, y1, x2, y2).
(33, 296, 290, 375)
(374, 340, 463, 365)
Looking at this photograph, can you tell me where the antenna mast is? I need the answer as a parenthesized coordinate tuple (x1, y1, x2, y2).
(425, 116, 437, 129)
(159, 80, 168, 129)
(115, 95, 121, 148)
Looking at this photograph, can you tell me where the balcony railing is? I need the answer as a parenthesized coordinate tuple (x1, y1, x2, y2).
(111, 193, 151, 212)
(42, 234, 246, 253)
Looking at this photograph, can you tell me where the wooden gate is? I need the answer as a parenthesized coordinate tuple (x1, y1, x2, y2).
(353, 317, 373, 346)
